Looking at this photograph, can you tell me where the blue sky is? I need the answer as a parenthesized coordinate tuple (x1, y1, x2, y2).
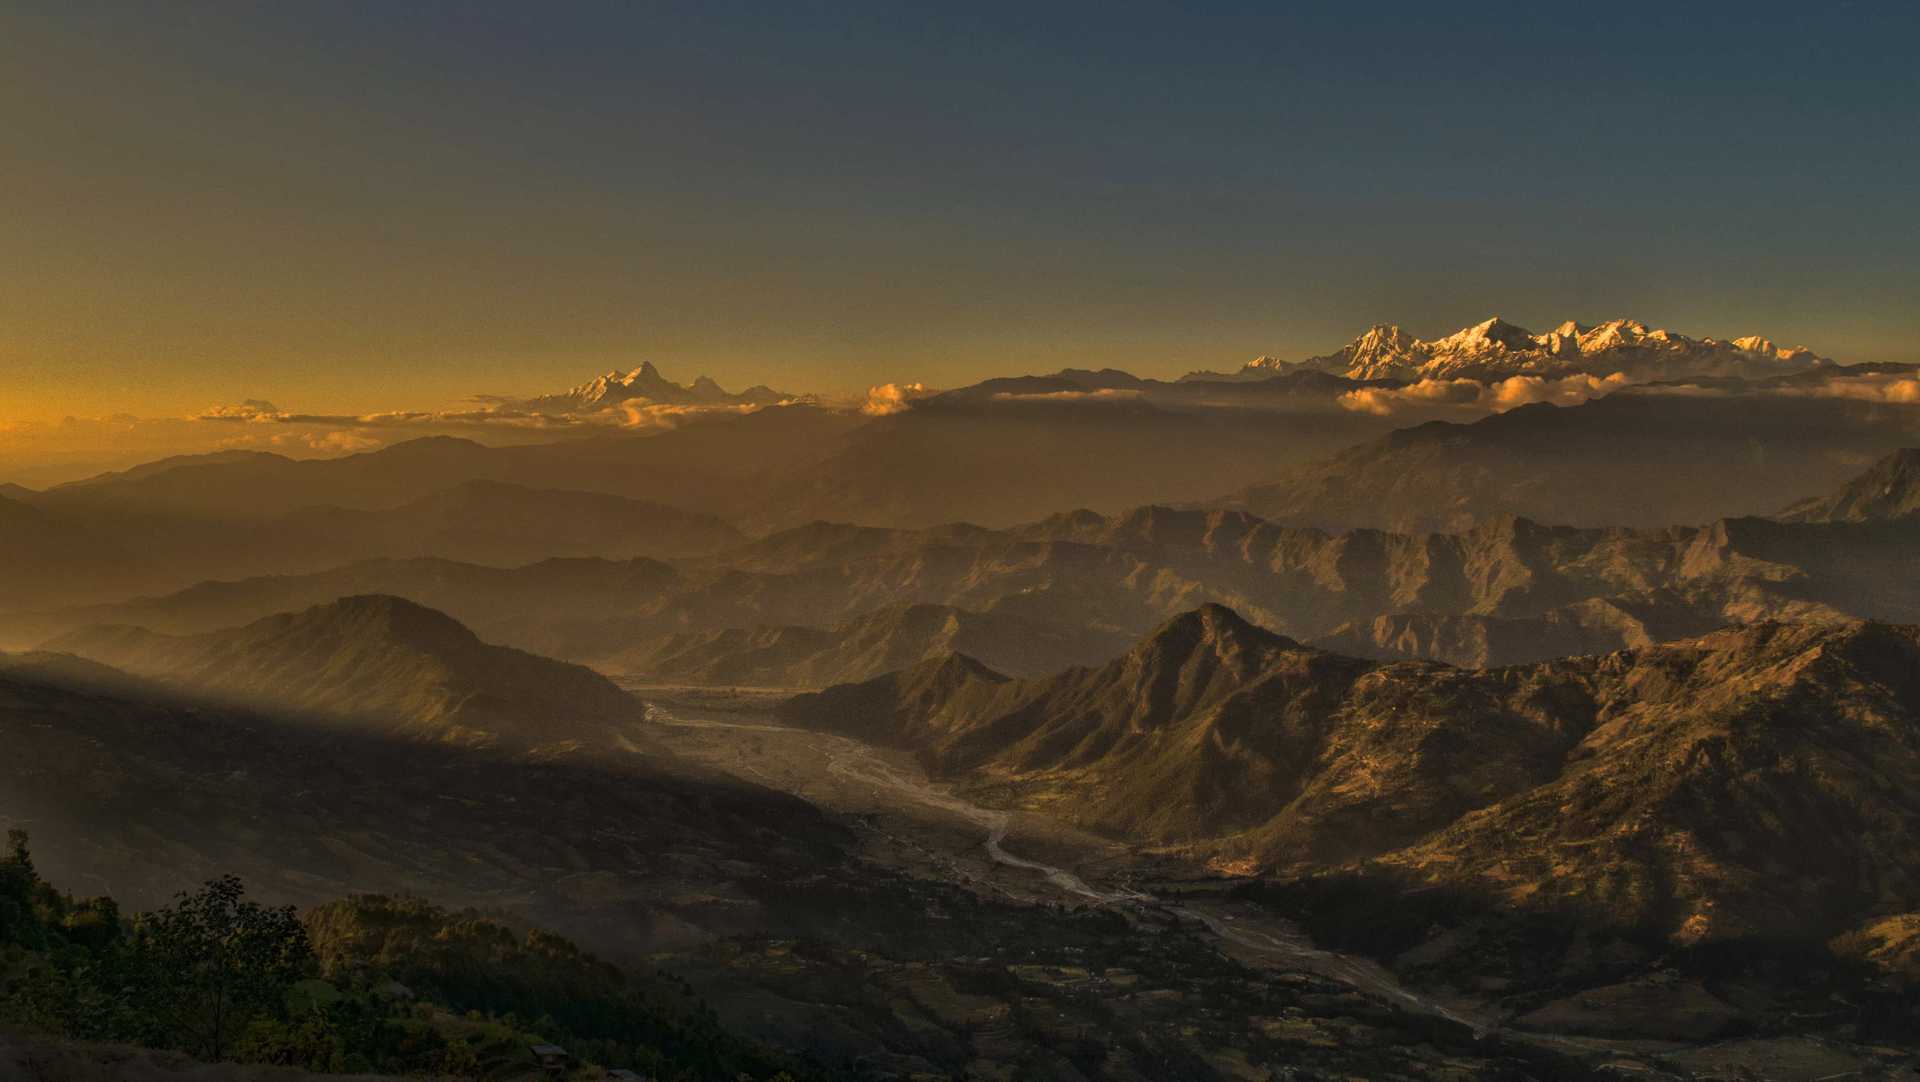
(2, 1, 1916, 416)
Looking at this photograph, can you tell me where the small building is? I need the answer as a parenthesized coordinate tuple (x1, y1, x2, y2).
(529, 1043, 572, 1076)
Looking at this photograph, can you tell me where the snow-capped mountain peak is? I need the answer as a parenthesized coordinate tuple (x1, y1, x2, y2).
(1240, 316, 1832, 384)
(518, 363, 796, 414)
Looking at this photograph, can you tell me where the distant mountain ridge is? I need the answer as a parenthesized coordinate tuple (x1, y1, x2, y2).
(1221, 390, 1920, 532)
(46, 595, 645, 748)
(19, 475, 1920, 674)
(1191, 316, 1831, 384)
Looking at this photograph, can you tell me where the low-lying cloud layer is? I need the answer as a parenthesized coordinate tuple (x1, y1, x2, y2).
(1338, 372, 1633, 416)
(8, 362, 1918, 489)
(1784, 371, 1920, 404)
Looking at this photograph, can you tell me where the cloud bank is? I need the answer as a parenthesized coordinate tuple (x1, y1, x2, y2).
(1339, 372, 1633, 416)
(861, 382, 937, 416)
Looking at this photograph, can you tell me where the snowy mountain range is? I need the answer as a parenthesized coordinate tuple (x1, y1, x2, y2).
(515, 361, 793, 413)
(1192, 316, 1832, 384)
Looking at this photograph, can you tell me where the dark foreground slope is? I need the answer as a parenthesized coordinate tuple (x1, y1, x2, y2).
(0, 668, 1598, 1080)
(0, 670, 841, 951)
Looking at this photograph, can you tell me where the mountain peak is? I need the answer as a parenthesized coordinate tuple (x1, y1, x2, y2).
(529, 363, 793, 412)
(1138, 603, 1299, 664)
(1434, 316, 1537, 353)
(282, 594, 481, 653)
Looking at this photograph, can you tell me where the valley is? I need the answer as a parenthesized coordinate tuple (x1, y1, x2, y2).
(622, 685, 1920, 1081)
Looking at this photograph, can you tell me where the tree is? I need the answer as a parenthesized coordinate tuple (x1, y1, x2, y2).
(0, 829, 44, 949)
(131, 875, 313, 1060)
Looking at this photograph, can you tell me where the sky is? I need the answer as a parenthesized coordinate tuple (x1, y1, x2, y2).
(2, 1, 1918, 430)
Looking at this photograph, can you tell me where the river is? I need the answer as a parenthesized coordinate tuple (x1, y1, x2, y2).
(638, 703, 1497, 1036)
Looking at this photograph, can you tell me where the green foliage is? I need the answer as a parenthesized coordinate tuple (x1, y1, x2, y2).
(1, 839, 844, 1081)
(128, 873, 313, 1060)
(0, 829, 47, 950)
(305, 893, 836, 1079)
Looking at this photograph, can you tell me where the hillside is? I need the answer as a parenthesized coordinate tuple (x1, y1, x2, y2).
(781, 610, 1920, 947)
(46, 595, 645, 748)
(617, 602, 1133, 685)
(0, 669, 1594, 1081)
(0, 667, 845, 948)
(289, 478, 747, 563)
(1224, 390, 1920, 532)
(1778, 447, 1920, 523)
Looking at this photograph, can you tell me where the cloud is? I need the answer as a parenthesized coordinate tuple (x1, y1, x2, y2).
(194, 399, 286, 421)
(1339, 372, 1631, 416)
(861, 382, 936, 416)
(1776, 371, 1920, 404)
(195, 401, 584, 430)
(612, 398, 760, 430)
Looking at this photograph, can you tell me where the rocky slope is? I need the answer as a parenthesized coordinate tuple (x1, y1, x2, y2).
(45, 595, 645, 747)
(781, 609, 1920, 948)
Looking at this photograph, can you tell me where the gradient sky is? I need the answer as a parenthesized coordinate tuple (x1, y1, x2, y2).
(2, 2, 1918, 422)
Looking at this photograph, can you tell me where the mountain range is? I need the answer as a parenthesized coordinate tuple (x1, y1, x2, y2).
(17, 448, 1920, 676)
(780, 605, 1920, 954)
(1193, 316, 1831, 383)
(8, 328, 1920, 1075)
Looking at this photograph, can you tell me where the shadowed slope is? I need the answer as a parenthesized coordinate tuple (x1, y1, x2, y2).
(46, 595, 644, 747)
